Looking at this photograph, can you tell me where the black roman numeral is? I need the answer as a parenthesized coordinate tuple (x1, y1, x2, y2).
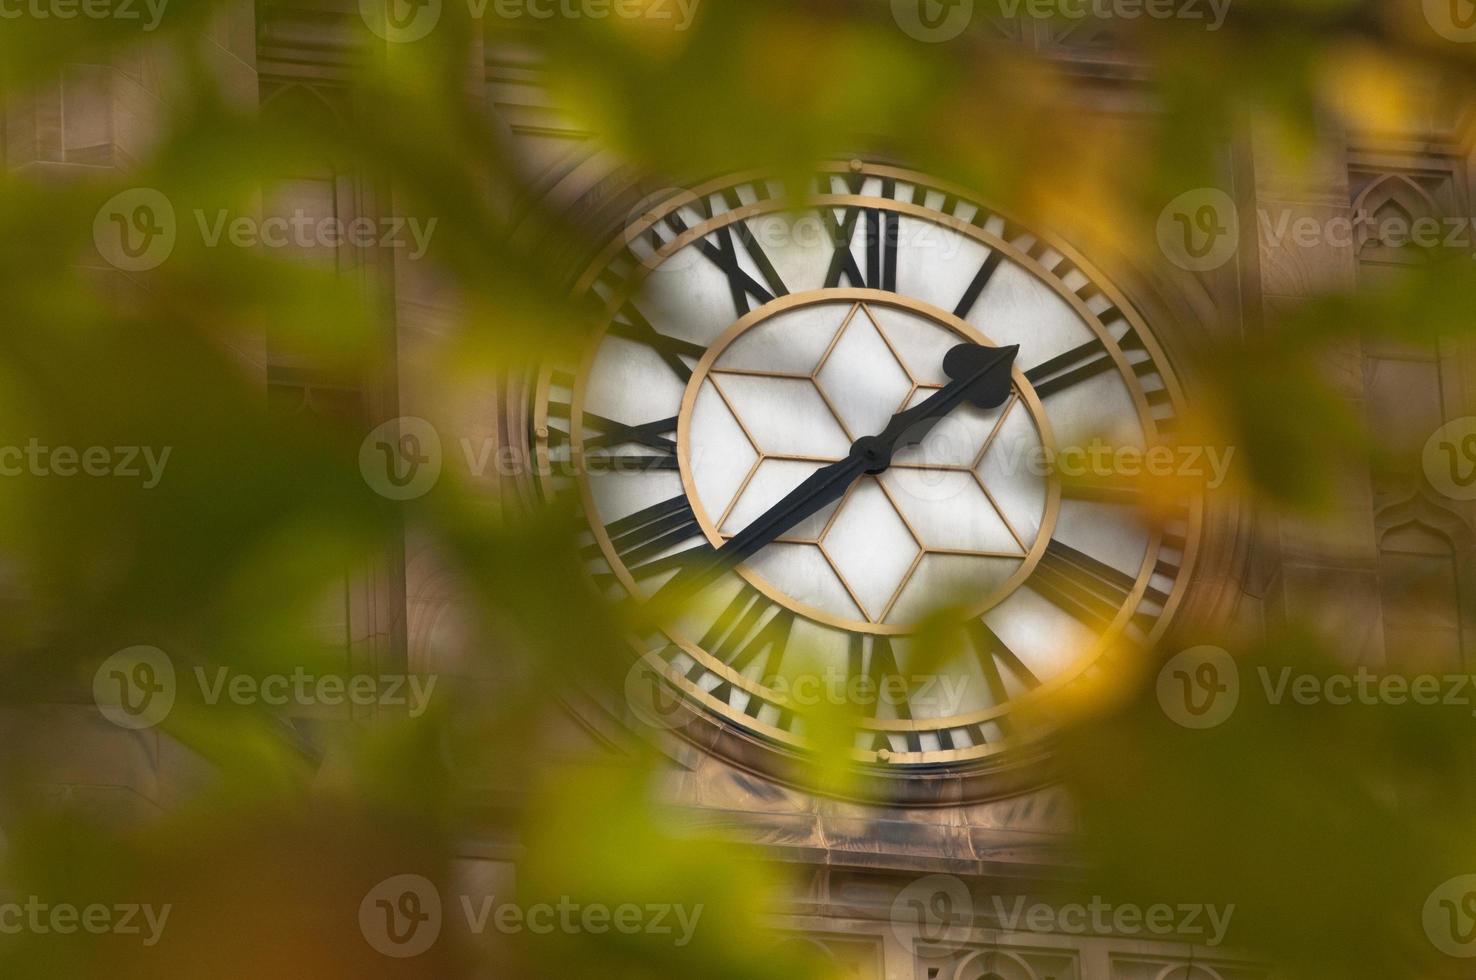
(546, 403, 680, 474)
(953, 619, 1040, 746)
(967, 619, 1040, 705)
(850, 635, 922, 753)
(546, 400, 677, 453)
(1024, 340, 1114, 399)
(589, 496, 710, 584)
(953, 250, 1004, 318)
(608, 303, 706, 382)
(1024, 329, 1154, 399)
(1031, 539, 1165, 631)
(667, 211, 788, 316)
(823, 207, 899, 291)
(691, 586, 795, 717)
(584, 413, 677, 453)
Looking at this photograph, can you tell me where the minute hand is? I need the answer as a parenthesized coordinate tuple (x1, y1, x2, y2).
(870, 342, 1020, 457)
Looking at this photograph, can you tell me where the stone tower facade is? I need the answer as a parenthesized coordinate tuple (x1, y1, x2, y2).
(6, 4, 1474, 978)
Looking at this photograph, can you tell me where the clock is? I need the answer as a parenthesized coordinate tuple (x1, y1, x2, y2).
(524, 163, 1201, 801)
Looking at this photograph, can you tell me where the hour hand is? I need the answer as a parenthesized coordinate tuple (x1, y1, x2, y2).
(657, 451, 870, 601)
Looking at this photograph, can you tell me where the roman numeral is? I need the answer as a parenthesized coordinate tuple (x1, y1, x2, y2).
(667, 212, 788, 316)
(608, 303, 706, 382)
(953, 250, 1004, 317)
(546, 400, 677, 454)
(967, 619, 1040, 705)
(589, 496, 710, 584)
(823, 207, 899, 291)
(546, 404, 680, 474)
(691, 586, 795, 717)
(1031, 539, 1165, 631)
(1024, 340, 1114, 399)
(850, 635, 922, 753)
(585, 413, 677, 453)
(1024, 330, 1154, 399)
(1056, 497, 1190, 612)
(708, 225, 786, 314)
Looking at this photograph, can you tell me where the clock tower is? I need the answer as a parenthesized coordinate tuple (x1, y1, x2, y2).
(6, 3, 1476, 979)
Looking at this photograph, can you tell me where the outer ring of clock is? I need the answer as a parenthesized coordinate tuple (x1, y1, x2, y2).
(523, 162, 1206, 800)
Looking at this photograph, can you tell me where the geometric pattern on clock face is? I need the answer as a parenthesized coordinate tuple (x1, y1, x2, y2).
(533, 164, 1200, 769)
(684, 294, 1052, 632)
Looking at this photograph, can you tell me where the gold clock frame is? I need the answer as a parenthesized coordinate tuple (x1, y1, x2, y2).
(675, 288, 1061, 635)
(522, 162, 1206, 804)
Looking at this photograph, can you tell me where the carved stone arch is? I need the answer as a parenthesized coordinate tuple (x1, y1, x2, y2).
(257, 81, 357, 178)
(260, 80, 349, 130)
(1376, 491, 1475, 554)
(1353, 172, 1439, 217)
(953, 948, 1037, 980)
(1374, 492, 1476, 670)
(1351, 172, 1442, 263)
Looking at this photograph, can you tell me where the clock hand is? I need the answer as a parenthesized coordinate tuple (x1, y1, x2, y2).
(654, 451, 871, 601)
(869, 342, 1019, 461)
(655, 342, 1018, 601)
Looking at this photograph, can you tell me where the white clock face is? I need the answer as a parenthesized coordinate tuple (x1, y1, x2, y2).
(679, 290, 1055, 633)
(528, 164, 1200, 787)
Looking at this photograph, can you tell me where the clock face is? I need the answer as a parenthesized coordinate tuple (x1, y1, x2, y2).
(526, 164, 1200, 793)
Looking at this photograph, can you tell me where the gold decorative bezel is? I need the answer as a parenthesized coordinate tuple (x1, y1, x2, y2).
(675, 288, 1060, 635)
(522, 162, 1206, 803)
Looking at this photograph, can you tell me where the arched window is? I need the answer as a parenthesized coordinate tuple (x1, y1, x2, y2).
(1378, 521, 1464, 672)
(1351, 172, 1444, 273)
